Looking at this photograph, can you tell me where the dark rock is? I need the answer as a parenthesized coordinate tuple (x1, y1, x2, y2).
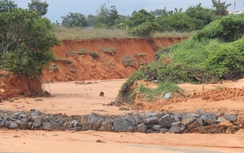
(26, 122, 33, 129)
(152, 125, 161, 131)
(146, 112, 157, 118)
(19, 113, 27, 119)
(187, 120, 201, 131)
(158, 114, 174, 128)
(146, 129, 155, 133)
(30, 109, 35, 111)
(43, 122, 60, 131)
(206, 113, 217, 123)
(137, 123, 147, 133)
(125, 115, 137, 126)
(132, 113, 142, 124)
(9, 121, 18, 129)
(174, 113, 186, 122)
(201, 115, 213, 125)
(143, 116, 158, 125)
(99, 120, 113, 131)
(182, 114, 196, 126)
(197, 110, 208, 116)
(29, 111, 42, 119)
(169, 122, 186, 133)
(225, 114, 237, 122)
(0, 121, 5, 127)
(113, 117, 131, 132)
(32, 119, 42, 129)
(19, 123, 27, 129)
(159, 128, 169, 133)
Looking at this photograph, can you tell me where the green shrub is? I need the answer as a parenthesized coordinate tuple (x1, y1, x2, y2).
(193, 14, 244, 42)
(129, 22, 160, 37)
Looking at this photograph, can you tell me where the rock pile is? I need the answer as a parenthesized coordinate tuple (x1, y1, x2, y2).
(0, 110, 241, 134)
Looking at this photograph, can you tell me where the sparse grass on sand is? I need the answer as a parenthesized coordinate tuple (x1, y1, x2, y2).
(51, 25, 194, 40)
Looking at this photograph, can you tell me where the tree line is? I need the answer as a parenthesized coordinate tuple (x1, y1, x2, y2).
(0, 0, 232, 37)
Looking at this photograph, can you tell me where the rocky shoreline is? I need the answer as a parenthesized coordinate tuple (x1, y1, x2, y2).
(0, 110, 241, 134)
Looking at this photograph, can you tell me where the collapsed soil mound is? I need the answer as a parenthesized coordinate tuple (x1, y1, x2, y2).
(0, 71, 43, 100)
(43, 37, 185, 82)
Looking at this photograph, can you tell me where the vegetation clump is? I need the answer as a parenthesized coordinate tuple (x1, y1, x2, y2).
(100, 47, 117, 55)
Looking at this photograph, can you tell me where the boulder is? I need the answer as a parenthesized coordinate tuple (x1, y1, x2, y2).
(158, 114, 174, 128)
(169, 122, 186, 133)
(143, 116, 158, 125)
(225, 114, 237, 122)
(113, 117, 131, 132)
(152, 125, 161, 131)
(43, 122, 60, 131)
(8, 121, 18, 129)
(137, 123, 147, 133)
(182, 114, 196, 125)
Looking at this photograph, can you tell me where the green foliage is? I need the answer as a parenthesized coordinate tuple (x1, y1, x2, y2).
(117, 68, 146, 101)
(194, 14, 244, 42)
(185, 3, 220, 30)
(94, 3, 119, 27)
(0, 8, 60, 76)
(28, 0, 48, 16)
(0, 0, 17, 12)
(203, 37, 244, 79)
(117, 13, 244, 102)
(61, 12, 88, 28)
(156, 13, 197, 32)
(130, 22, 160, 37)
(127, 9, 155, 28)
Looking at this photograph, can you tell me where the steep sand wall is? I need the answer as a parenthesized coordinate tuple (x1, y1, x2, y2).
(43, 37, 186, 82)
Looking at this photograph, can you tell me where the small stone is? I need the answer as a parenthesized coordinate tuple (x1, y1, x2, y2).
(96, 139, 104, 143)
(159, 128, 169, 133)
(152, 125, 161, 131)
(143, 116, 158, 124)
(201, 115, 213, 125)
(30, 109, 35, 111)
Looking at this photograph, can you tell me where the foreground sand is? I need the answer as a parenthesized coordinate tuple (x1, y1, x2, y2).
(1, 79, 244, 152)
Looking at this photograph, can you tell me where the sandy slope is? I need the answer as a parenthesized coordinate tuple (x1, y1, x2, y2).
(1, 79, 244, 153)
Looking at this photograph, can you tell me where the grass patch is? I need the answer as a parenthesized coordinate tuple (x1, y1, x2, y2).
(122, 55, 136, 67)
(66, 48, 99, 59)
(100, 47, 117, 55)
(130, 80, 180, 102)
(51, 26, 193, 40)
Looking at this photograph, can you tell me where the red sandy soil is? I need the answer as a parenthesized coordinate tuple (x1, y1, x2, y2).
(0, 38, 244, 152)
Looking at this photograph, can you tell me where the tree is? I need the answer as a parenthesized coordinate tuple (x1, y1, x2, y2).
(87, 14, 96, 26)
(156, 13, 196, 32)
(127, 9, 155, 28)
(185, 3, 220, 30)
(94, 3, 109, 26)
(212, 0, 231, 16)
(0, 0, 17, 12)
(94, 3, 119, 27)
(28, 0, 48, 16)
(61, 12, 88, 28)
(0, 8, 59, 76)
